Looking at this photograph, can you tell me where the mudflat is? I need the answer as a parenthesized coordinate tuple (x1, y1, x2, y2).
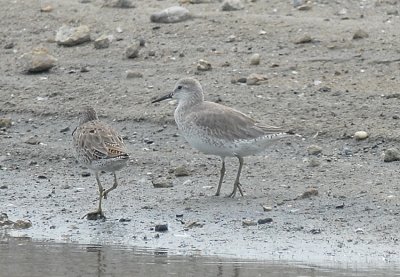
(1, 0, 399, 265)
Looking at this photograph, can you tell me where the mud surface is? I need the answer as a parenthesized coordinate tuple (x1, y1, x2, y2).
(1, 0, 400, 266)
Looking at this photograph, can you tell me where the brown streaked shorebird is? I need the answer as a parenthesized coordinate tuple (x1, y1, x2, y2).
(72, 107, 129, 220)
(152, 78, 291, 197)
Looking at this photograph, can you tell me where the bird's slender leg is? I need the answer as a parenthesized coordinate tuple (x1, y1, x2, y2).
(215, 158, 226, 196)
(103, 172, 118, 199)
(229, 156, 244, 198)
(83, 171, 105, 220)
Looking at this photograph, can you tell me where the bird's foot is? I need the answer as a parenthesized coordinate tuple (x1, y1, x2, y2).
(82, 210, 106, 221)
(228, 183, 244, 198)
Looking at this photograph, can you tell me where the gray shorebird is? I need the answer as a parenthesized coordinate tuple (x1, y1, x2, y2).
(72, 107, 129, 220)
(152, 78, 291, 197)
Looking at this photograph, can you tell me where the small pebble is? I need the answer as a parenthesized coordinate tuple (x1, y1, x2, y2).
(94, 34, 113, 49)
(250, 53, 260, 65)
(197, 59, 212, 71)
(4, 42, 15, 49)
(294, 34, 312, 44)
(246, 73, 267, 85)
(103, 0, 135, 8)
(40, 4, 53, 12)
(125, 42, 140, 58)
(354, 131, 368, 140)
(125, 70, 143, 79)
(221, 0, 244, 11)
(55, 25, 91, 46)
(262, 205, 272, 212)
(81, 171, 91, 177)
(60, 126, 70, 133)
(307, 145, 322, 155)
(0, 118, 12, 128)
(298, 188, 319, 199)
(383, 148, 400, 162)
(226, 35, 236, 42)
(174, 166, 190, 177)
(353, 29, 369, 40)
(25, 136, 40, 145)
(150, 6, 191, 23)
(297, 4, 312, 10)
(155, 224, 168, 232)
(152, 178, 173, 188)
(307, 157, 320, 167)
(19, 47, 57, 73)
(13, 220, 32, 229)
(257, 218, 273, 225)
(242, 219, 257, 226)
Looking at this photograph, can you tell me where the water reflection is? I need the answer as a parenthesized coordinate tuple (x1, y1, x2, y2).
(0, 237, 399, 277)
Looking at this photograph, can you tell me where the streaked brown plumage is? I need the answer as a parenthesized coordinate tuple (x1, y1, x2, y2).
(152, 78, 291, 197)
(73, 106, 129, 220)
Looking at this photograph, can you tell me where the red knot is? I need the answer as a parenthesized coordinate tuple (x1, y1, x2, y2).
(152, 78, 292, 197)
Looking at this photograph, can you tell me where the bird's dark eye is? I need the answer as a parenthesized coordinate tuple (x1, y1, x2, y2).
(177, 85, 183, 90)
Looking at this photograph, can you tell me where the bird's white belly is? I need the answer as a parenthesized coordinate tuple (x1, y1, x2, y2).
(182, 133, 268, 158)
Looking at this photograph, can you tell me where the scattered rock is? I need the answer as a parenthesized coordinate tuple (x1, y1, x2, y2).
(307, 157, 320, 167)
(155, 224, 168, 232)
(119, 218, 131, 222)
(298, 188, 319, 199)
(152, 178, 173, 188)
(297, 4, 312, 10)
(40, 4, 53, 12)
(226, 35, 236, 42)
(292, 0, 303, 7)
(197, 59, 212, 71)
(13, 220, 32, 229)
(353, 29, 369, 40)
(125, 42, 141, 58)
(0, 214, 32, 229)
(125, 70, 143, 79)
(354, 131, 368, 140)
(25, 136, 40, 145)
(341, 146, 353, 156)
(335, 203, 345, 209)
(185, 221, 204, 228)
(174, 166, 190, 177)
(242, 219, 257, 226)
(355, 228, 364, 234)
(81, 171, 91, 177)
(4, 42, 15, 49)
(294, 34, 313, 44)
(250, 53, 260, 65)
(94, 34, 113, 49)
(387, 9, 399, 15)
(310, 228, 321, 234)
(383, 148, 400, 162)
(257, 218, 273, 225)
(0, 185, 8, 189)
(103, 0, 135, 8)
(150, 6, 191, 23)
(262, 205, 272, 212)
(19, 47, 57, 73)
(221, 0, 244, 11)
(60, 126, 70, 133)
(0, 118, 12, 128)
(307, 145, 322, 155)
(246, 73, 267, 85)
(55, 25, 91, 46)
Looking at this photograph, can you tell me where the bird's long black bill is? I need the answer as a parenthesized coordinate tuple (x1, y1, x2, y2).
(152, 92, 173, 103)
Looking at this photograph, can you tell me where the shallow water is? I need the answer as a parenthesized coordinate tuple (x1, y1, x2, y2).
(0, 238, 399, 277)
